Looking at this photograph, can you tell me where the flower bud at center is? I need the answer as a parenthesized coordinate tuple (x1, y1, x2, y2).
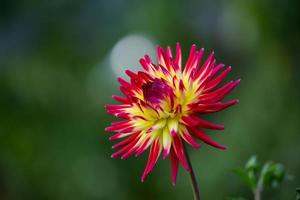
(142, 79, 172, 105)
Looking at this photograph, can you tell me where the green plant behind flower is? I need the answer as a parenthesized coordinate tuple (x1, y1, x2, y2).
(231, 156, 290, 200)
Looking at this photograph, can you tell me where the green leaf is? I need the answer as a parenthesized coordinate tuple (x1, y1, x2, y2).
(245, 155, 259, 173)
(233, 168, 256, 190)
(296, 188, 300, 200)
(247, 171, 257, 190)
(260, 162, 286, 188)
(259, 161, 273, 187)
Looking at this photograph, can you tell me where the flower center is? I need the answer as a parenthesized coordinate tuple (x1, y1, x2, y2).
(142, 79, 173, 105)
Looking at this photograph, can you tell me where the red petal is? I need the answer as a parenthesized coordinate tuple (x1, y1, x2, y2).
(135, 137, 151, 156)
(181, 128, 201, 148)
(204, 66, 232, 92)
(175, 42, 182, 70)
(173, 136, 190, 171)
(112, 95, 130, 104)
(112, 132, 140, 149)
(105, 120, 132, 132)
(166, 46, 173, 59)
(139, 58, 149, 71)
(199, 79, 240, 103)
(157, 47, 168, 69)
(196, 52, 214, 81)
(184, 44, 197, 73)
(141, 140, 162, 182)
(210, 64, 225, 77)
(181, 116, 224, 130)
(111, 134, 141, 158)
(118, 77, 131, 88)
(189, 128, 226, 150)
(170, 148, 179, 185)
(192, 99, 239, 113)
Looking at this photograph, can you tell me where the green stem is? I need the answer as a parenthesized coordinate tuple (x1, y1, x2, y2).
(254, 167, 264, 200)
(183, 144, 201, 200)
(254, 188, 261, 200)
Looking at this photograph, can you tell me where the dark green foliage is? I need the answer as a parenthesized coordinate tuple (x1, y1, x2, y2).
(0, 0, 299, 199)
(232, 156, 289, 199)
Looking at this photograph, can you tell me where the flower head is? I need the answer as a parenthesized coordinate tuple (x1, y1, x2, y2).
(105, 43, 240, 184)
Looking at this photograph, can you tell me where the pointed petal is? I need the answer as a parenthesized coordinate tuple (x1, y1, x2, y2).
(168, 119, 178, 137)
(192, 99, 239, 113)
(166, 46, 173, 59)
(173, 135, 190, 171)
(112, 131, 140, 149)
(190, 128, 226, 150)
(210, 64, 225, 77)
(105, 120, 133, 132)
(135, 137, 152, 156)
(195, 52, 214, 82)
(141, 140, 162, 182)
(199, 79, 240, 103)
(181, 115, 224, 130)
(180, 126, 201, 148)
(112, 95, 130, 104)
(175, 42, 182, 70)
(204, 66, 232, 92)
(111, 133, 141, 158)
(184, 44, 197, 73)
(170, 148, 179, 185)
(157, 47, 167, 68)
(162, 127, 172, 159)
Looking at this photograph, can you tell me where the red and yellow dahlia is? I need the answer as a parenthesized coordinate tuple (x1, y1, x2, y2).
(105, 43, 240, 185)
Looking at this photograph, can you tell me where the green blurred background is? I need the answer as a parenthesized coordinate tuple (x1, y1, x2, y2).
(1, 0, 299, 199)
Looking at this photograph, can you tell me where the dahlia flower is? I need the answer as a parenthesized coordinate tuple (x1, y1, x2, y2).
(105, 43, 240, 185)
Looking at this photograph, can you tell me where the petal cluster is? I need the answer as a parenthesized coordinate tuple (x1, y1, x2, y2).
(105, 43, 240, 184)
